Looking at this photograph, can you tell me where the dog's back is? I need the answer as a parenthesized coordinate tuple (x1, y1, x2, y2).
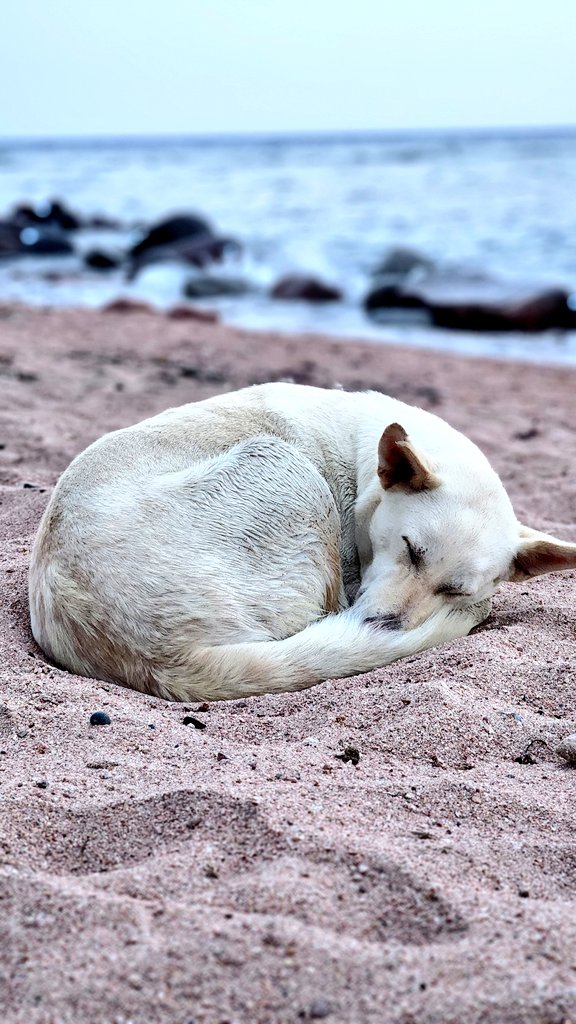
(29, 408, 346, 698)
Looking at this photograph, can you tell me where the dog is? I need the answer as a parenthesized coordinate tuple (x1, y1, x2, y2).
(28, 383, 576, 701)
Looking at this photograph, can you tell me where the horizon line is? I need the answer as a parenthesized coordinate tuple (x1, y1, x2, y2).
(2, 123, 576, 147)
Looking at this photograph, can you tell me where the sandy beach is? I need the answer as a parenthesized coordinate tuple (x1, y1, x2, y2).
(1, 304, 576, 1024)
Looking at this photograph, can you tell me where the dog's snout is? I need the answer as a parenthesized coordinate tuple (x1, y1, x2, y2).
(364, 613, 403, 631)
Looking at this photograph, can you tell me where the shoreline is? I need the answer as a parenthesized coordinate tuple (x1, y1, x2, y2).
(2, 305, 576, 1023)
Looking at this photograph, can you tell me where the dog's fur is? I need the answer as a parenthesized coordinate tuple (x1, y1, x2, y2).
(29, 383, 576, 701)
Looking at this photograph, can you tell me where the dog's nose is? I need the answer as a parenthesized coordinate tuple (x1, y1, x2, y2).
(364, 613, 402, 631)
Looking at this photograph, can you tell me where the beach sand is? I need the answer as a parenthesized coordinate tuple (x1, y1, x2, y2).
(1, 305, 576, 1024)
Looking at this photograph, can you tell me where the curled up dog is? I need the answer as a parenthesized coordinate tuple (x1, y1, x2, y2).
(28, 383, 576, 701)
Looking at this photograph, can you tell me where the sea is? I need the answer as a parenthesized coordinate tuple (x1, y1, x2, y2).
(1, 129, 575, 363)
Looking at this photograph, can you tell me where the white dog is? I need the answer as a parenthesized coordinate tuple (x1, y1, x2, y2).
(28, 383, 576, 701)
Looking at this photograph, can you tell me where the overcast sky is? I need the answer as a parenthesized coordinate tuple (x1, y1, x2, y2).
(1, 0, 574, 138)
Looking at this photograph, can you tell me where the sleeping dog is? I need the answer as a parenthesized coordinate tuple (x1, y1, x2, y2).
(29, 383, 576, 701)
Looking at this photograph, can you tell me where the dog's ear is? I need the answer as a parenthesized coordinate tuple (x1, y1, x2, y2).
(510, 525, 576, 581)
(378, 423, 440, 492)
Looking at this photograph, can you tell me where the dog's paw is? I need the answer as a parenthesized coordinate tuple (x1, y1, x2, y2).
(450, 598, 492, 630)
(467, 598, 493, 633)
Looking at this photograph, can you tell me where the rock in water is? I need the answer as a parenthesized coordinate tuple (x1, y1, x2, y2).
(12, 199, 81, 232)
(372, 246, 434, 280)
(365, 271, 576, 332)
(270, 274, 343, 302)
(0, 219, 74, 257)
(127, 213, 240, 280)
(84, 250, 120, 271)
(129, 214, 213, 258)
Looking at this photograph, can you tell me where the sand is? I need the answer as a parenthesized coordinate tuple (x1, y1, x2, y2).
(1, 304, 576, 1024)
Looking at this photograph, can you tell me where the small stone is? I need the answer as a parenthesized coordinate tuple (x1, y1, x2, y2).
(35, 780, 48, 789)
(518, 889, 530, 898)
(307, 998, 334, 1019)
(334, 746, 360, 766)
(216, 752, 228, 762)
(514, 750, 537, 765)
(514, 427, 540, 441)
(89, 711, 111, 726)
(557, 734, 576, 765)
(182, 716, 206, 730)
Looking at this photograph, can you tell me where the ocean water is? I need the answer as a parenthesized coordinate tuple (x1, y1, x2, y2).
(1, 130, 575, 362)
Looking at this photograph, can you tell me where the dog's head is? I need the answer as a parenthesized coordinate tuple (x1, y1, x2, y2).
(356, 421, 576, 629)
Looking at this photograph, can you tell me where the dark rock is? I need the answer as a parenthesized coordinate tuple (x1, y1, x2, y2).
(126, 211, 241, 279)
(182, 716, 207, 730)
(128, 234, 240, 280)
(0, 214, 74, 259)
(0, 220, 22, 257)
(166, 305, 219, 323)
(429, 281, 576, 332)
(270, 274, 343, 302)
(102, 298, 156, 315)
(84, 250, 120, 271)
(365, 272, 576, 332)
(364, 281, 425, 314)
(373, 246, 434, 280)
(89, 711, 111, 726)
(183, 275, 251, 299)
(19, 225, 74, 256)
(130, 214, 213, 258)
(12, 199, 81, 232)
(35, 780, 49, 789)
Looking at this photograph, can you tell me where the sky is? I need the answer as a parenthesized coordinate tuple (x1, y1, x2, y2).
(1, 0, 574, 138)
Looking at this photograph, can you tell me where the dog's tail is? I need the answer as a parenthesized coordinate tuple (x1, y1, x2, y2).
(152, 602, 489, 702)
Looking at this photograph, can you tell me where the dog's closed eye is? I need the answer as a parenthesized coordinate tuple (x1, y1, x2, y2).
(402, 536, 424, 570)
(435, 583, 473, 598)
